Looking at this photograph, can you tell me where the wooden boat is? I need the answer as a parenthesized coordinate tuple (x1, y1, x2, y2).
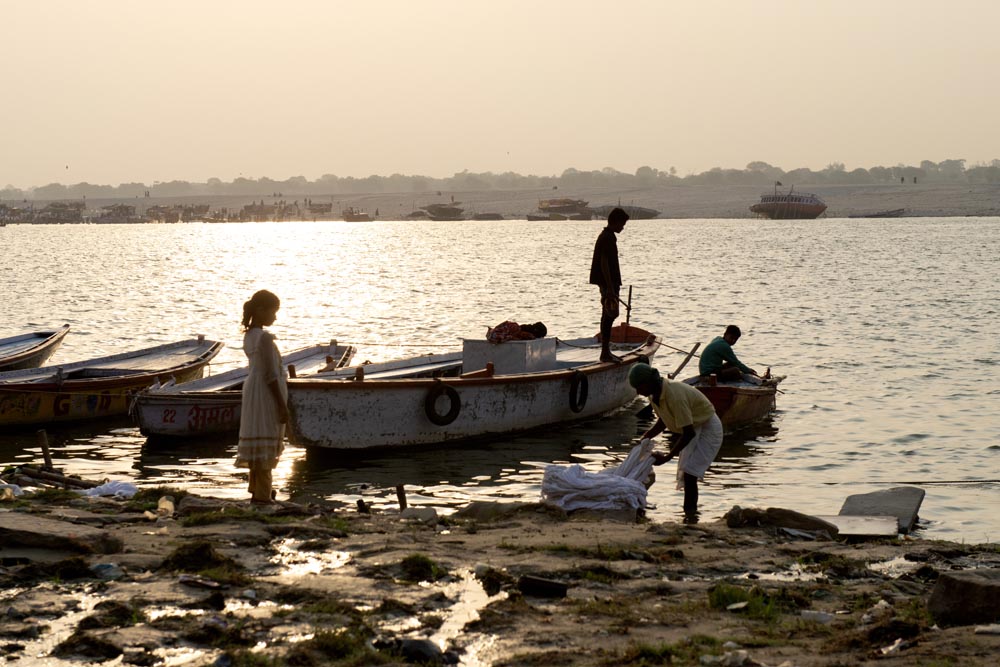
(750, 184, 827, 219)
(132, 341, 356, 438)
(0, 336, 223, 427)
(0, 325, 70, 372)
(682, 374, 785, 433)
(286, 332, 660, 450)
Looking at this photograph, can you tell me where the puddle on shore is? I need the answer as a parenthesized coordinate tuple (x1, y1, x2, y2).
(868, 556, 923, 578)
(267, 537, 351, 577)
(433, 569, 506, 667)
(5, 584, 105, 666)
(372, 568, 506, 667)
(153, 646, 212, 666)
(740, 563, 825, 582)
(6, 564, 502, 666)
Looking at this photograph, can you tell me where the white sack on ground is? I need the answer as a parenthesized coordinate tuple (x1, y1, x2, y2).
(541, 440, 655, 512)
(77, 481, 138, 498)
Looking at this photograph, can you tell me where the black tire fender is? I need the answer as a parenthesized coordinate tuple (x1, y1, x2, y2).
(425, 381, 461, 426)
(569, 370, 589, 413)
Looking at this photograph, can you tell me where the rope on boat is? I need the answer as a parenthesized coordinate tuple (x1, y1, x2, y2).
(552, 338, 600, 349)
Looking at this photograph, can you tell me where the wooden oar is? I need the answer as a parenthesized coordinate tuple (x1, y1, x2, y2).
(667, 342, 701, 379)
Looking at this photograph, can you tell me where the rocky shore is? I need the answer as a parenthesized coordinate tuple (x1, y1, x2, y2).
(2, 487, 1000, 667)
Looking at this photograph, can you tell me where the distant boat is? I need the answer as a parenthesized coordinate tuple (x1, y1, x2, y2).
(0, 325, 70, 372)
(750, 184, 827, 219)
(472, 213, 504, 221)
(848, 208, 906, 219)
(422, 203, 465, 221)
(343, 207, 374, 222)
(591, 204, 661, 220)
(538, 198, 590, 215)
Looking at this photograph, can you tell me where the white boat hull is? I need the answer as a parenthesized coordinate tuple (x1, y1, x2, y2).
(133, 391, 242, 437)
(287, 337, 658, 450)
(131, 342, 353, 438)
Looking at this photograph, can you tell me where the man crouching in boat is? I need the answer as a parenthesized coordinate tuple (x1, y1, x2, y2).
(699, 324, 759, 383)
(629, 363, 723, 521)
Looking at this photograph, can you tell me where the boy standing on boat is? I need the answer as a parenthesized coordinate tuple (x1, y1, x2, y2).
(699, 325, 758, 382)
(628, 363, 723, 520)
(590, 207, 629, 363)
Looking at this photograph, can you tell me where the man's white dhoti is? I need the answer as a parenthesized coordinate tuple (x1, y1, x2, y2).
(676, 413, 723, 489)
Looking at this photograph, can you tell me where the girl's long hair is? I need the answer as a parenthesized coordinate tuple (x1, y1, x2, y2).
(241, 289, 280, 331)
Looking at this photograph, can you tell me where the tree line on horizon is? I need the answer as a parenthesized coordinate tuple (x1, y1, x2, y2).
(4, 158, 998, 201)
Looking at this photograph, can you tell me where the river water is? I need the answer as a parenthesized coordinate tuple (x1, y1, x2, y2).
(1, 217, 998, 543)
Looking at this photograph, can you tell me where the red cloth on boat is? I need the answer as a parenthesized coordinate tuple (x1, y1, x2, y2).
(487, 321, 536, 344)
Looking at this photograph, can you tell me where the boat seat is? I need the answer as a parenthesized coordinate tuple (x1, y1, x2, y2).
(62, 368, 147, 380)
(460, 362, 494, 379)
(361, 360, 463, 380)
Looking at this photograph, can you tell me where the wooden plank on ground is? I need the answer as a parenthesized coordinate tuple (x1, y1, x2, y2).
(838, 486, 925, 534)
(814, 515, 899, 538)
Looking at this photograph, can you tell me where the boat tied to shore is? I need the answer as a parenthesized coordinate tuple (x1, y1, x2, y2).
(286, 330, 661, 450)
(131, 341, 356, 439)
(750, 183, 827, 219)
(682, 373, 785, 433)
(0, 337, 223, 427)
(0, 325, 71, 372)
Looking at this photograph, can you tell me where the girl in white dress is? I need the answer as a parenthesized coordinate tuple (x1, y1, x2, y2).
(236, 290, 288, 504)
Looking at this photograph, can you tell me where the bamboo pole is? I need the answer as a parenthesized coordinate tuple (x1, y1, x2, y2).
(18, 465, 100, 489)
(37, 429, 53, 470)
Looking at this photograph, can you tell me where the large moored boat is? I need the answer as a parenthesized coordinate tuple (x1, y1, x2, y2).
(750, 184, 827, 219)
(538, 198, 590, 215)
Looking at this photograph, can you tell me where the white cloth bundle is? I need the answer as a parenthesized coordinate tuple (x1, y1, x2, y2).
(540, 439, 655, 512)
(76, 481, 139, 498)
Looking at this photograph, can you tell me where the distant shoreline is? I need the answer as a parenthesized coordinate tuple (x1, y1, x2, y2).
(3, 183, 999, 221)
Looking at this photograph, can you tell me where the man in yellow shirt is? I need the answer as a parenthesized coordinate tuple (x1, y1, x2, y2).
(628, 363, 723, 519)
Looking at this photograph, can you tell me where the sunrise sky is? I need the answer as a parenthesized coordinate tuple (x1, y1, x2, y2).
(3, 0, 999, 188)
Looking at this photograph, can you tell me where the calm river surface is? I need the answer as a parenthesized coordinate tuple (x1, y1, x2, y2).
(2, 217, 998, 543)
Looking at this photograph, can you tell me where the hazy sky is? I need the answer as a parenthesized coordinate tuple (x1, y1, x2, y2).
(3, 1, 999, 188)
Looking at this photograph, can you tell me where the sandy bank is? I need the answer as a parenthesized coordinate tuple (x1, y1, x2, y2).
(2, 488, 1000, 666)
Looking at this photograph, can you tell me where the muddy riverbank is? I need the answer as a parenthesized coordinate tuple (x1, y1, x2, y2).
(2, 487, 999, 666)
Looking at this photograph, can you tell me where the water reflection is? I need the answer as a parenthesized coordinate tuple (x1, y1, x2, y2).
(286, 408, 650, 510)
(1, 401, 781, 518)
(711, 417, 781, 483)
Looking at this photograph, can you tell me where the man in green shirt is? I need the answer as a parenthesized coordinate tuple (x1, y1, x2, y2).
(699, 325, 758, 382)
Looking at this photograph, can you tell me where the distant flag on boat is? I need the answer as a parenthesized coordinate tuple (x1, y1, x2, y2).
(775, 180, 782, 186)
